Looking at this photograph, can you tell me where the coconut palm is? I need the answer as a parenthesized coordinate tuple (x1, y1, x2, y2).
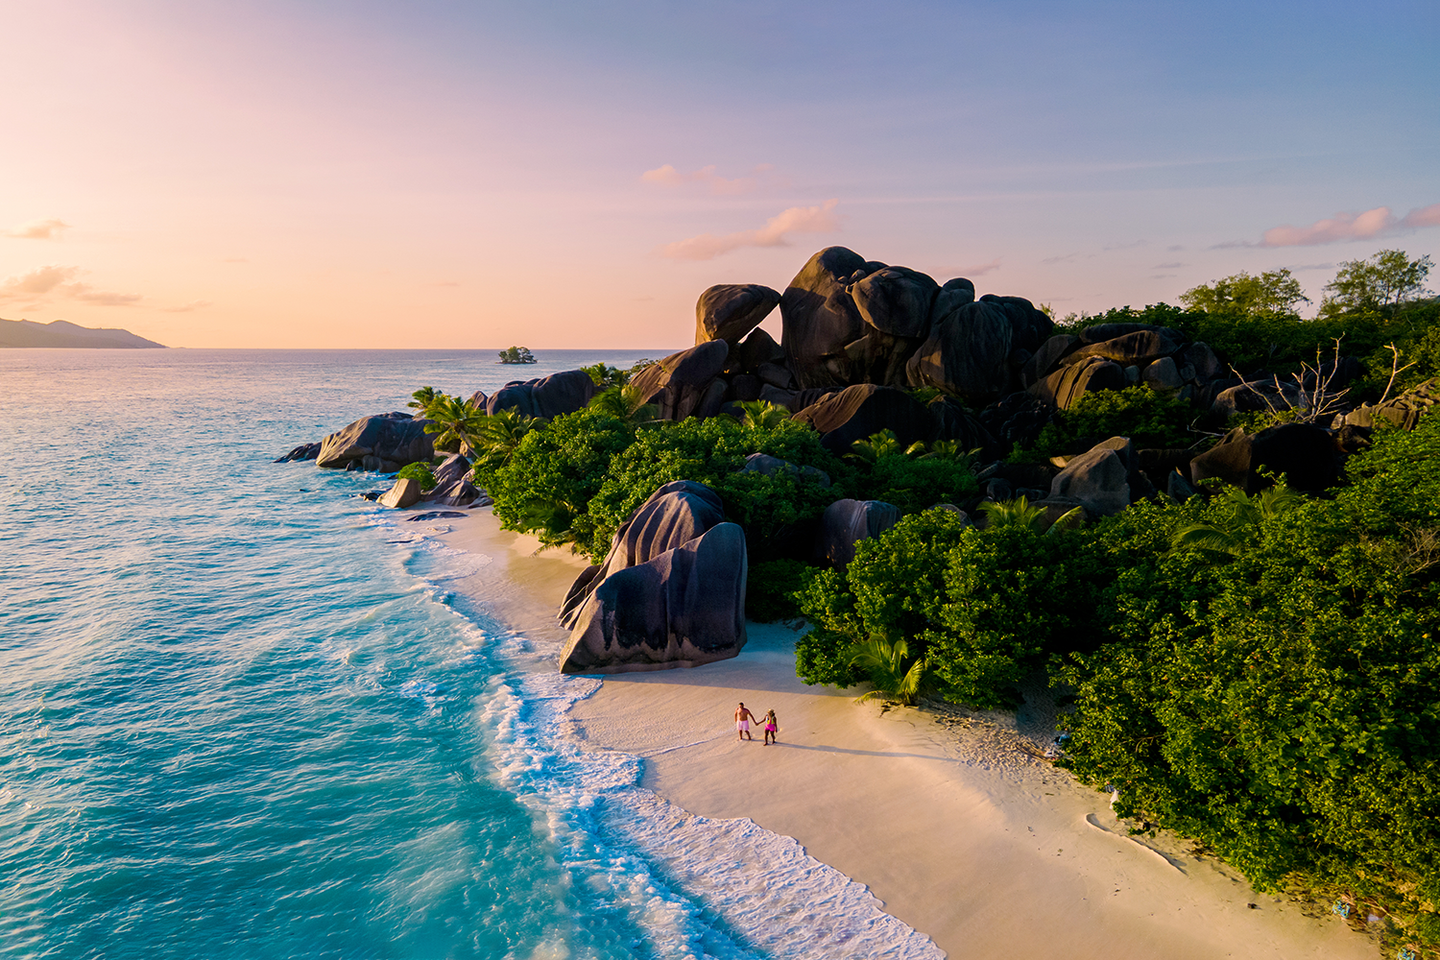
(979, 495, 1083, 533)
(421, 395, 488, 455)
(847, 429, 926, 463)
(844, 638, 927, 706)
(1170, 484, 1304, 557)
(471, 407, 542, 469)
(587, 384, 657, 424)
(408, 386, 440, 414)
(736, 399, 791, 431)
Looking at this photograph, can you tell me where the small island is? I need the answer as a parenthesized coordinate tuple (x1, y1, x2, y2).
(0, 317, 166, 349)
(499, 346, 536, 364)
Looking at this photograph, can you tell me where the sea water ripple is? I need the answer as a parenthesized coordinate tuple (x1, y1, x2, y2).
(0, 349, 940, 959)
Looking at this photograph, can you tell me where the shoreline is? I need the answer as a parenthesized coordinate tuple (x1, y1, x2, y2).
(423, 505, 1376, 960)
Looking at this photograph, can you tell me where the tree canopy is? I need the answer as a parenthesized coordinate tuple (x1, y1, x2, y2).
(1180, 268, 1309, 318)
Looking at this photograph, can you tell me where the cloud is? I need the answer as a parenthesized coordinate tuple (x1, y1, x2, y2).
(958, 258, 1002, 277)
(1104, 239, 1148, 251)
(0, 265, 142, 307)
(1153, 261, 1186, 269)
(160, 300, 211, 313)
(1255, 201, 1440, 247)
(657, 199, 840, 261)
(642, 163, 774, 196)
(5, 219, 69, 240)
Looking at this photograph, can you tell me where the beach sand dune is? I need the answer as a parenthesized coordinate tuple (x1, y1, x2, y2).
(436, 508, 1376, 960)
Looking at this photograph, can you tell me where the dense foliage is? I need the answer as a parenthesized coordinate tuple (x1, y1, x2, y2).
(395, 461, 436, 490)
(1017, 385, 1208, 461)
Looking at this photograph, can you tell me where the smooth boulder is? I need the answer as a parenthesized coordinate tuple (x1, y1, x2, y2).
(630, 341, 730, 421)
(792, 384, 934, 453)
(559, 481, 725, 628)
(814, 498, 901, 567)
(780, 246, 870, 389)
(695, 284, 781, 347)
(485, 369, 596, 419)
(906, 299, 1017, 404)
(317, 413, 433, 470)
(559, 523, 748, 675)
(377, 477, 423, 509)
(1049, 441, 1130, 517)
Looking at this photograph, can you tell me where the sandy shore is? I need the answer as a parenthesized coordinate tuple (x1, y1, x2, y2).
(424, 505, 1377, 960)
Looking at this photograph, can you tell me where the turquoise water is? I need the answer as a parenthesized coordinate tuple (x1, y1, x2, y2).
(0, 350, 941, 960)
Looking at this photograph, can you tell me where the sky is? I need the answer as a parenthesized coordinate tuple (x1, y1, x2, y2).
(1, 0, 1437, 348)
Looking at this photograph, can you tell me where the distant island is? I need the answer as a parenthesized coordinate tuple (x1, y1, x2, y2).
(499, 346, 536, 364)
(0, 318, 166, 349)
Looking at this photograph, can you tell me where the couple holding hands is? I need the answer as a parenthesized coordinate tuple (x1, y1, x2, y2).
(735, 703, 778, 745)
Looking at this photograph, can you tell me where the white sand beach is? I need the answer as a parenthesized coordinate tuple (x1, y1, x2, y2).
(429, 506, 1377, 960)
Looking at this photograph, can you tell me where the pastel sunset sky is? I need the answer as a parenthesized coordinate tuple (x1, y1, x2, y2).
(2, 0, 1437, 348)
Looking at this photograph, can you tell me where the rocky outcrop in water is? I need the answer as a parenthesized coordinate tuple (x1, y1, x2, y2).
(316, 413, 433, 471)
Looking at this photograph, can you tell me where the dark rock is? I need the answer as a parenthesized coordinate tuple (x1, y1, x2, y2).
(274, 442, 322, 463)
(630, 341, 730, 421)
(317, 415, 434, 469)
(432, 453, 471, 486)
(1077, 322, 1182, 345)
(358, 489, 385, 501)
(932, 277, 976, 318)
(695, 284, 781, 347)
(1211, 380, 1301, 418)
(978, 294, 1054, 353)
(427, 478, 483, 507)
(755, 363, 793, 388)
(1251, 423, 1343, 492)
(977, 392, 1053, 456)
(1049, 441, 1130, 516)
(1166, 468, 1199, 500)
(1142, 356, 1184, 393)
(360, 454, 400, 473)
(1063, 330, 1180, 367)
(780, 247, 871, 389)
(741, 452, 832, 487)
(485, 369, 596, 419)
(468, 389, 488, 410)
(930, 396, 997, 451)
(792, 384, 934, 453)
(985, 478, 1013, 501)
(814, 498, 902, 567)
(907, 299, 1017, 404)
(850, 266, 939, 338)
(727, 374, 764, 402)
(757, 385, 799, 410)
(736, 327, 787, 373)
(1190, 427, 1253, 489)
(559, 481, 726, 629)
(1030, 358, 1126, 410)
(1344, 379, 1440, 431)
(785, 386, 838, 414)
(407, 511, 469, 521)
(559, 522, 748, 674)
(377, 477, 423, 509)
(1176, 342, 1224, 383)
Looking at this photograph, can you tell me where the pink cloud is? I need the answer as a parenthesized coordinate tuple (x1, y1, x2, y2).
(0, 264, 142, 306)
(1259, 201, 1440, 247)
(960, 258, 1002, 277)
(657, 200, 841, 261)
(5, 218, 69, 240)
(641, 163, 774, 196)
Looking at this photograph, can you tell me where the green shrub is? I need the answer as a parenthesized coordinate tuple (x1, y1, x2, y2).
(745, 559, 813, 622)
(851, 453, 980, 513)
(396, 461, 436, 490)
(1017, 385, 1210, 461)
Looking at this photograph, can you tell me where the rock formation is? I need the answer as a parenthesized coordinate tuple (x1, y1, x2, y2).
(316, 413, 433, 471)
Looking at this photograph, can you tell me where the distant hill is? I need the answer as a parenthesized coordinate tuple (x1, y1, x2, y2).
(0, 318, 166, 349)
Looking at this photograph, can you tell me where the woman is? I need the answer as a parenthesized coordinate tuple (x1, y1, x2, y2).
(762, 709, 779, 746)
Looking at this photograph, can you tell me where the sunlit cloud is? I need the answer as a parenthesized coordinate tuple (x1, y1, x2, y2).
(5, 219, 69, 240)
(958, 258, 1002, 277)
(656, 199, 840, 261)
(160, 300, 212, 313)
(1250, 201, 1440, 247)
(1153, 261, 1186, 269)
(641, 163, 775, 196)
(0, 264, 143, 307)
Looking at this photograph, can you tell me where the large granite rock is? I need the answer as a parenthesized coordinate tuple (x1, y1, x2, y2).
(792, 383, 934, 453)
(1021, 335, 1081, 388)
(1189, 423, 1341, 493)
(559, 522, 748, 674)
(1049, 440, 1131, 517)
(814, 498, 901, 567)
(317, 413, 433, 469)
(432, 453, 471, 486)
(850, 266, 939, 339)
(1063, 329, 1180, 367)
(630, 341, 731, 421)
(780, 246, 871, 389)
(906, 299, 1018, 404)
(1029, 357, 1126, 410)
(485, 369, 596, 419)
(978, 295, 1053, 354)
(1343, 379, 1440, 431)
(426, 478, 482, 507)
(559, 481, 726, 628)
(377, 477, 423, 509)
(695, 284, 781, 347)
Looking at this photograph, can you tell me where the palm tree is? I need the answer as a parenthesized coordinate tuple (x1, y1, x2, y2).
(471, 407, 542, 469)
(736, 399, 791, 431)
(1170, 484, 1304, 557)
(422, 395, 488, 455)
(847, 429, 926, 463)
(587, 384, 657, 424)
(844, 638, 927, 706)
(979, 495, 1083, 533)
(408, 386, 440, 414)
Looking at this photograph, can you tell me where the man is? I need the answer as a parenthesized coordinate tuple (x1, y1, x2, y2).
(735, 702, 758, 742)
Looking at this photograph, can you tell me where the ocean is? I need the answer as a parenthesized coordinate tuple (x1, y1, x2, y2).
(0, 349, 941, 960)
